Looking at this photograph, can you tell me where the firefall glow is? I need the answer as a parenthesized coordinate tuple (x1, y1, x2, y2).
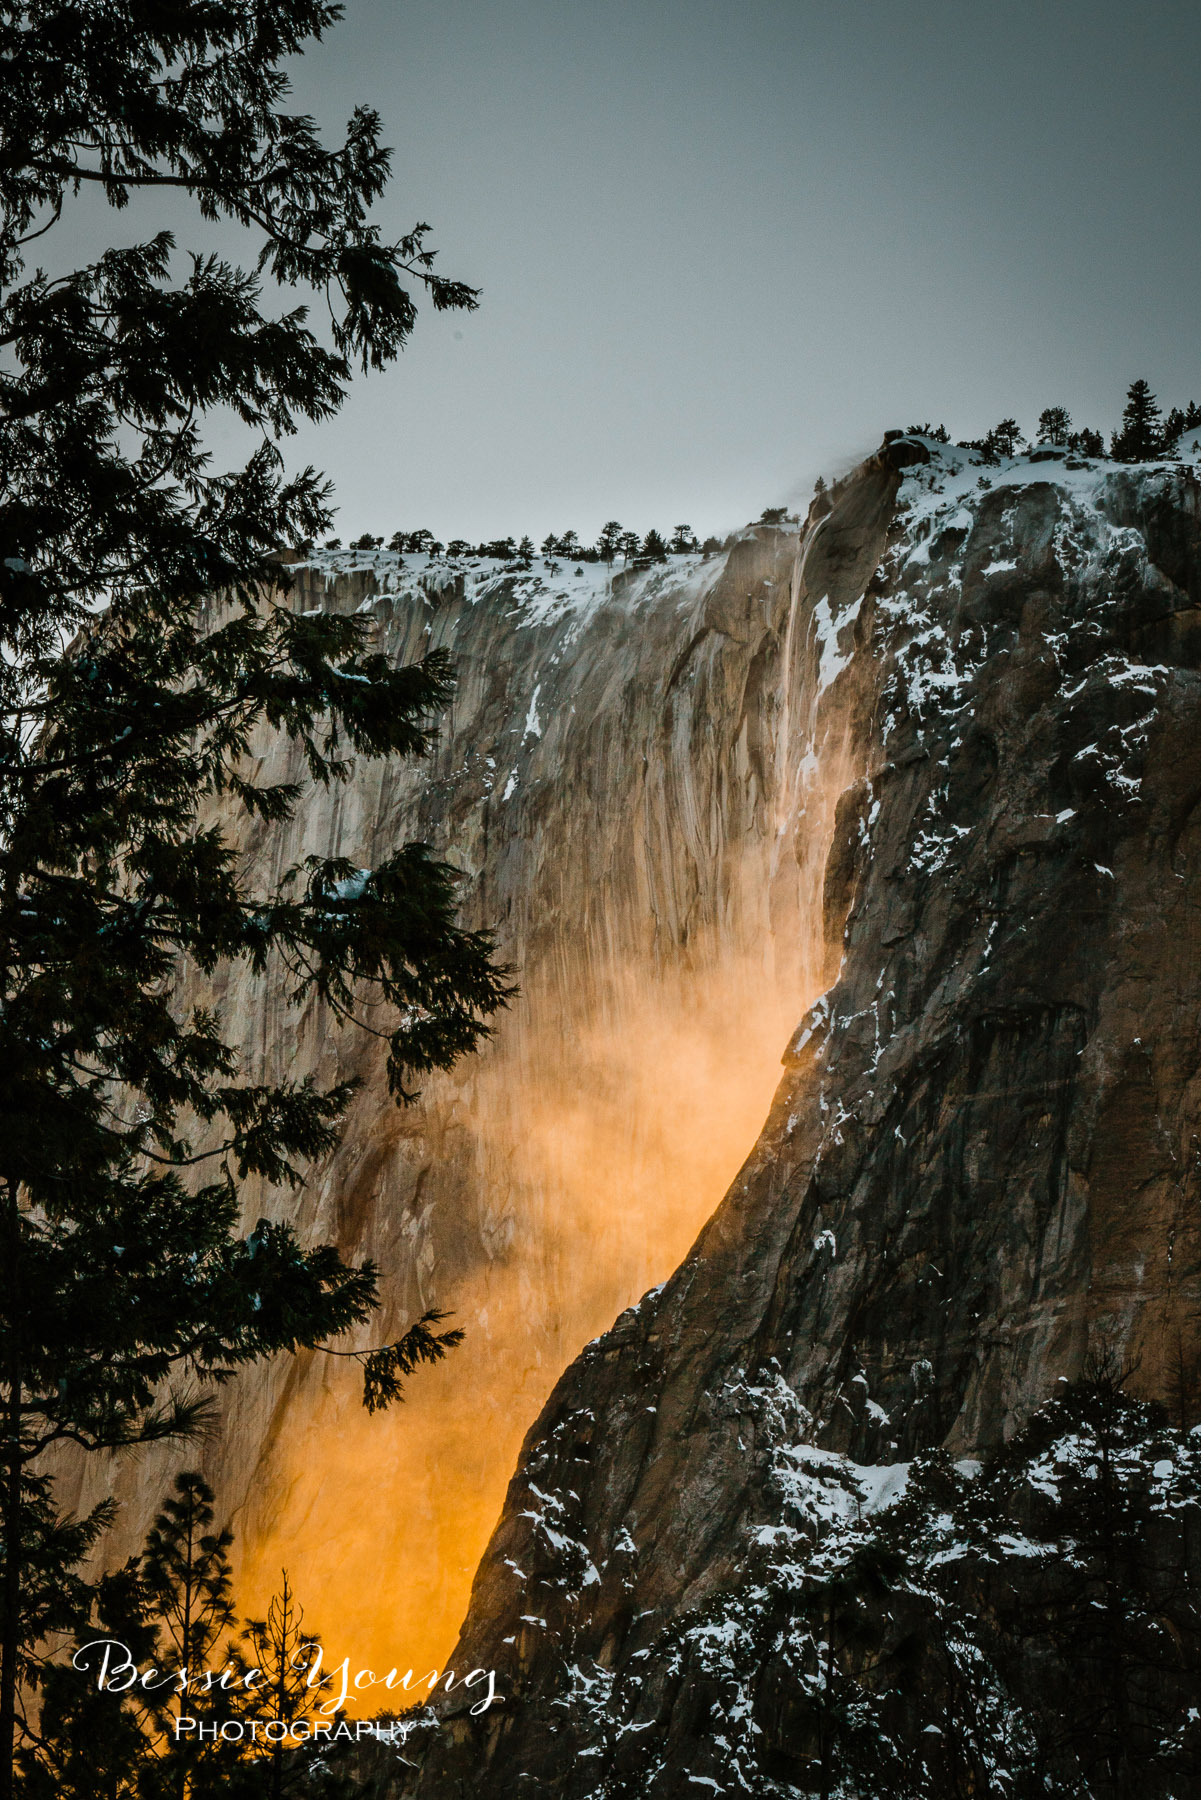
(235, 836, 847, 1700)
(228, 549, 859, 1705)
(48, 538, 866, 1717)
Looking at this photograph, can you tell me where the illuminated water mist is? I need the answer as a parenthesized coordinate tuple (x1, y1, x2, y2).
(78, 524, 865, 1702)
(236, 774, 855, 1698)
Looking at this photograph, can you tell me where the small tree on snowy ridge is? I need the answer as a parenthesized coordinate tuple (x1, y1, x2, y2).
(1111, 379, 1164, 461)
(1037, 406, 1072, 445)
(596, 520, 624, 563)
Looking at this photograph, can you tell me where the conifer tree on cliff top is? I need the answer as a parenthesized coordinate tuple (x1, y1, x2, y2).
(0, 3, 512, 1789)
(1111, 378, 1164, 461)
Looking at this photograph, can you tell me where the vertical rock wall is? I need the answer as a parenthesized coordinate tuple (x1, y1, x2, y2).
(60, 459, 899, 1682)
(388, 440, 1201, 1798)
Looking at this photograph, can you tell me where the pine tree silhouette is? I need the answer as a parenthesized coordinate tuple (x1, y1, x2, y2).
(1111, 379, 1164, 461)
(1037, 406, 1072, 445)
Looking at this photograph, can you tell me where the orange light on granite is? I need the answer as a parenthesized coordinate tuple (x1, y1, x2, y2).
(235, 936, 818, 1701)
(233, 601, 861, 1705)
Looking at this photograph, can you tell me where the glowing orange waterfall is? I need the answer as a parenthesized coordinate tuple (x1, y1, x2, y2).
(61, 516, 865, 1697)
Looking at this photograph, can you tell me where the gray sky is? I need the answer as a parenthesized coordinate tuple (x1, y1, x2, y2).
(157, 1, 1201, 541)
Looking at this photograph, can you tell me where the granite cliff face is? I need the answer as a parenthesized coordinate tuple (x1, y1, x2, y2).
(375, 438, 1201, 1797)
(63, 473, 885, 1678)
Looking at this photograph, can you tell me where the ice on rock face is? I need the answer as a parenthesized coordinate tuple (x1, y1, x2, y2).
(810, 592, 853, 697)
